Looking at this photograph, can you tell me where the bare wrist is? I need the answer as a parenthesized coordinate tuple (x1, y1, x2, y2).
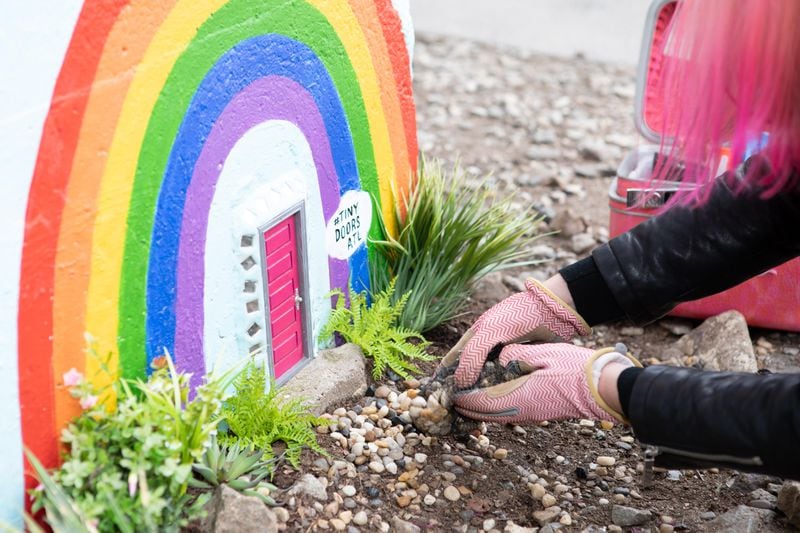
(598, 362, 627, 415)
(544, 274, 576, 310)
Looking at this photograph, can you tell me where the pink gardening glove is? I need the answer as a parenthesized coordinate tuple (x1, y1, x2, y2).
(453, 343, 641, 424)
(438, 279, 590, 388)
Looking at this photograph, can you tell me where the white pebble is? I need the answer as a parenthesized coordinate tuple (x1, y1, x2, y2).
(443, 485, 461, 501)
(596, 456, 616, 466)
(411, 396, 427, 407)
(369, 461, 385, 473)
(424, 494, 436, 506)
(341, 485, 356, 497)
(493, 448, 508, 460)
(353, 511, 368, 526)
(542, 493, 557, 507)
(483, 518, 496, 531)
(414, 453, 428, 464)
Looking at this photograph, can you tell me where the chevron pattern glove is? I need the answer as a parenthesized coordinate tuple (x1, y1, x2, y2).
(438, 279, 590, 388)
(453, 343, 641, 424)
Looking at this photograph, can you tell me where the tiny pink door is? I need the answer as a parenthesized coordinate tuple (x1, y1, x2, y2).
(263, 215, 304, 379)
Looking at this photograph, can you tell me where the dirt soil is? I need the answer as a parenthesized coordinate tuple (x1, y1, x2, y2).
(271, 34, 800, 532)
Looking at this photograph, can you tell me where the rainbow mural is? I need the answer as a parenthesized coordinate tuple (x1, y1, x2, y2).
(2, 0, 416, 522)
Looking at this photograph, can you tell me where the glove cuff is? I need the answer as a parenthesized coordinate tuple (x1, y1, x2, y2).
(525, 278, 592, 338)
(584, 345, 642, 424)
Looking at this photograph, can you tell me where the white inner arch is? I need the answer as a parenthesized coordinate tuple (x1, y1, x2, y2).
(204, 120, 331, 377)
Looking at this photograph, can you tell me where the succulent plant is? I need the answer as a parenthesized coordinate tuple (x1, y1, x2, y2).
(189, 434, 279, 505)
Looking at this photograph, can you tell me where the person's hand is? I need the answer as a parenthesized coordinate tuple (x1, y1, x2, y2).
(437, 278, 590, 388)
(453, 343, 641, 424)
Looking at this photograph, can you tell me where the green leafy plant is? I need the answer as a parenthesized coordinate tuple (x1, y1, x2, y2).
(320, 279, 434, 379)
(189, 434, 279, 505)
(220, 362, 327, 468)
(370, 158, 546, 332)
(30, 353, 238, 533)
(23, 451, 94, 533)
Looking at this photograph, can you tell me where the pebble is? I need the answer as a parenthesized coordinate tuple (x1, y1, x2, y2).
(611, 505, 653, 527)
(530, 483, 546, 500)
(444, 485, 461, 501)
(542, 494, 557, 508)
(424, 494, 436, 506)
(493, 448, 508, 460)
(700, 511, 716, 520)
(596, 456, 616, 466)
(482, 518, 496, 531)
(341, 485, 356, 497)
(666, 470, 682, 481)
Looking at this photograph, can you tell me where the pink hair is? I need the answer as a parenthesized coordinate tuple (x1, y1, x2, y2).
(652, 0, 800, 204)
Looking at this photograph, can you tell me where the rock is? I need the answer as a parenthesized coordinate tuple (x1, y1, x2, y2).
(353, 511, 368, 526)
(493, 448, 508, 460)
(777, 481, 800, 528)
(207, 485, 278, 533)
(704, 505, 783, 532)
(278, 344, 368, 415)
(288, 474, 328, 502)
(530, 483, 546, 500)
(666, 470, 682, 481)
(749, 488, 777, 509)
(444, 485, 461, 501)
(504, 521, 537, 533)
(700, 512, 716, 520)
(611, 505, 652, 527)
(658, 319, 694, 336)
(526, 146, 561, 161)
(532, 508, 560, 526)
(533, 129, 557, 144)
(472, 271, 512, 304)
(577, 138, 610, 162)
(596, 456, 616, 466)
(570, 232, 596, 254)
(550, 208, 587, 238)
(340, 485, 356, 497)
(670, 311, 757, 372)
(392, 516, 421, 533)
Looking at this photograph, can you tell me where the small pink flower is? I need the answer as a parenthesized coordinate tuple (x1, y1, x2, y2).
(33, 483, 43, 492)
(62, 368, 83, 387)
(128, 472, 137, 497)
(79, 394, 98, 410)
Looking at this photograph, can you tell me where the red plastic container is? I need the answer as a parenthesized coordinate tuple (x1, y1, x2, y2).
(608, 0, 800, 331)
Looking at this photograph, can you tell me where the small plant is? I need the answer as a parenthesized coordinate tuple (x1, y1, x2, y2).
(24, 451, 95, 533)
(220, 362, 327, 468)
(189, 434, 279, 505)
(371, 158, 546, 332)
(320, 279, 434, 379)
(30, 353, 236, 532)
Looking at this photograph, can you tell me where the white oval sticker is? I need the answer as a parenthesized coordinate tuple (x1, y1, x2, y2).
(326, 190, 373, 260)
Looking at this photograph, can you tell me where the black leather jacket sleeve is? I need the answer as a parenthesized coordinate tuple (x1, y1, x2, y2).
(628, 366, 800, 480)
(586, 166, 800, 325)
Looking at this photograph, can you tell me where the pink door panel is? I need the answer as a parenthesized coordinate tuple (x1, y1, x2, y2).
(264, 215, 304, 379)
